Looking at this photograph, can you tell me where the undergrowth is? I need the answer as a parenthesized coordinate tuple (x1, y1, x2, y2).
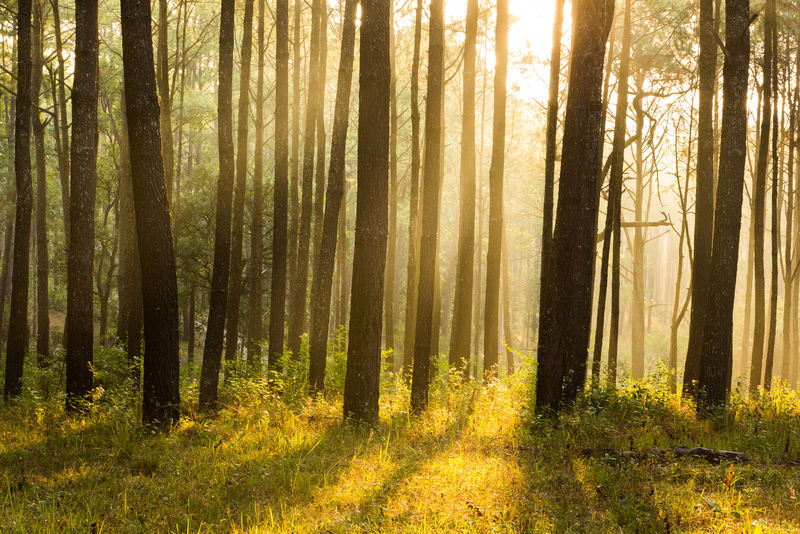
(1, 347, 799, 532)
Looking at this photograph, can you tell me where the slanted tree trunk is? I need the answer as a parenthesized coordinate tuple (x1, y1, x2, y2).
(749, 1, 772, 393)
(483, 0, 509, 378)
(410, 0, 444, 412)
(698, 0, 750, 411)
(342, 0, 390, 423)
(269, 0, 290, 374)
(121, 0, 182, 425)
(308, 0, 357, 393)
(199, 0, 236, 409)
(65, 0, 99, 410)
(448, 0, 479, 375)
(224, 0, 256, 369)
(4, 0, 33, 400)
(32, 0, 49, 367)
(247, 0, 267, 366)
(402, 0, 423, 376)
(535, 0, 614, 413)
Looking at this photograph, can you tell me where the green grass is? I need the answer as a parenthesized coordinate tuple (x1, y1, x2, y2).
(2, 350, 800, 532)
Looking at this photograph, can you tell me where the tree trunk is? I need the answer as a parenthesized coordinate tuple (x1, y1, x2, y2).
(448, 0, 479, 375)
(312, 2, 328, 262)
(199, 0, 236, 409)
(383, 0, 397, 356)
(749, 1, 772, 393)
(52, 0, 71, 260)
(483, 0, 509, 378)
(342, 0, 390, 423)
(269, 0, 290, 374)
(698, 0, 750, 411)
(592, 0, 629, 384)
(4, 0, 33, 400)
(535, 0, 614, 412)
(308, 0, 357, 393)
(287, 0, 303, 300)
(410, 0, 444, 412)
(157, 0, 174, 205)
(287, 0, 324, 360)
(65, 0, 99, 409)
(740, 204, 754, 381)
(402, 0, 423, 376)
(764, 13, 779, 390)
(247, 0, 267, 366)
(631, 77, 646, 380)
(121, 0, 182, 425)
(502, 226, 513, 375)
(224, 0, 256, 369)
(32, 0, 49, 367)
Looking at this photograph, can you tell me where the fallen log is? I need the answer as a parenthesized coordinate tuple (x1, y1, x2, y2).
(670, 445, 750, 464)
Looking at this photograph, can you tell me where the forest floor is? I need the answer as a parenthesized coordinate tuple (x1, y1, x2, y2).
(2, 349, 800, 532)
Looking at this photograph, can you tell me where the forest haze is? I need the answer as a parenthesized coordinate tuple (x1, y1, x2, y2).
(2, 0, 800, 531)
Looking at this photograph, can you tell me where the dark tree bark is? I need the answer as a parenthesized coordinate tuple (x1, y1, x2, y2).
(749, 0, 772, 392)
(312, 2, 328, 261)
(308, 0, 357, 393)
(4, 0, 33, 400)
(52, 0, 71, 259)
(32, 0, 49, 367)
(225, 0, 255, 368)
(764, 11, 779, 390)
(121, 0, 182, 425)
(157, 0, 174, 204)
(593, 0, 630, 384)
(269, 0, 290, 373)
(538, 0, 565, 370)
(247, 0, 267, 366)
(683, 0, 718, 397)
(287, 0, 302, 300)
(483, 0, 509, 377)
(287, 0, 323, 360)
(65, 0, 99, 410)
(383, 0, 397, 356)
(698, 0, 750, 411)
(199, 0, 236, 409)
(342, 0, 390, 423)
(448, 0, 479, 374)
(410, 0, 444, 412)
(118, 86, 143, 375)
(535, 0, 614, 413)
(402, 0, 423, 376)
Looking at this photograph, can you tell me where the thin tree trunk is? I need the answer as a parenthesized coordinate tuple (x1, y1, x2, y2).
(342, 0, 390, 423)
(592, 0, 629, 384)
(483, 0, 509, 377)
(287, 0, 303, 298)
(764, 12, 779, 390)
(287, 0, 324, 359)
(224, 0, 256, 369)
(4, 0, 33, 400)
(64, 0, 99, 409)
(269, 0, 290, 374)
(631, 78, 646, 380)
(247, 0, 267, 366)
(32, 0, 49, 366)
(448, 0, 479, 375)
(308, 0, 357, 393)
(384, 0, 397, 356)
(312, 2, 328, 261)
(402, 0, 423, 376)
(750, 2, 772, 392)
(52, 0, 70, 259)
(199, 0, 236, 409)
(410, 0, 445, 412)
(502, 226, 513, 375)
(157, 0, 174, 204)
